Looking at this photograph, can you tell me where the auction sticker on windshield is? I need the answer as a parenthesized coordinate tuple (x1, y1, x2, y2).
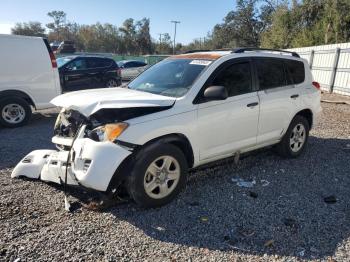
(189, 60, 212, 66)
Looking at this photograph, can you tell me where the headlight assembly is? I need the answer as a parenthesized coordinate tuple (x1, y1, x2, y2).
(89, 123, 129, 142)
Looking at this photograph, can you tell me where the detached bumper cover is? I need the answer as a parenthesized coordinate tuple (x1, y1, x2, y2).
(11, 138, 131, 192)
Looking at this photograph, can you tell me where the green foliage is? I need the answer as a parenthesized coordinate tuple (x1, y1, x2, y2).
(260, 0, 350, 48)
(187, 0, 350, 50)
(11, 22, 46, 37)
(46, 10, 156, 54)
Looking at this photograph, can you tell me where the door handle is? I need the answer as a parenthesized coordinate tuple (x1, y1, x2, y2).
(247, 102, 259, 107)
(291, 94, 299, 99)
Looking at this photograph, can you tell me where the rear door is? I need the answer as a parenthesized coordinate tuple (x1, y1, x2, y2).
(124, 62, 142, 80)
(87, 58, 110, 88)
(196, 58, 260, 161)
(254, 57, 301, 144)
(62, 58, 90, 91)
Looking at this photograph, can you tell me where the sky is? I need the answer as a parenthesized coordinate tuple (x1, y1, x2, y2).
(0, 0, 235, 44)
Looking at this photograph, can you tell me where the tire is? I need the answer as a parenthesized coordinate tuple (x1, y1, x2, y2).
(276, 115, 310, 158)
(127, 143, 188, 208)
(105, 78, 119, 88)
(0, 97, 32, 128)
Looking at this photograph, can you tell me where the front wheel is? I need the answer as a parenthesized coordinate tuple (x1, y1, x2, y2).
(127, 143, 188, 208)
(0, 97, 32, 128)
(276, 115, 310, 158)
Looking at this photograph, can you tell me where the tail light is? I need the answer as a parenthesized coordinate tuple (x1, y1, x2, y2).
(312, 81, 321, 90)
(117, 68, 121, 76)
(49, 52, 57, 68)
(43, 39, 57, 68)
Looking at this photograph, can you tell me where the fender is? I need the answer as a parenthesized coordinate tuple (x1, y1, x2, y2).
(0, 89, 36, 108)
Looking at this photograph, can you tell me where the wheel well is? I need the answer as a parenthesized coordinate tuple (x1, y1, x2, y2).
(143, 134, 195, 168)
(106, 133, 195, 193)
(0, 90, 35, 108)
(295, 109, 313, 128)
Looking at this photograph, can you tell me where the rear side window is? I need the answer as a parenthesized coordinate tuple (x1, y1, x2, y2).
(285, 60, 305, 84)
(134, 61, 147, 67)
(212, 62, 252, 97)
(88, 58, 112, 68)
(255, 58, 286, 90)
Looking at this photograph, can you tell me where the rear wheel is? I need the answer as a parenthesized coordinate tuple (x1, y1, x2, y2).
(0, 97, 32, 128)
(106, 78, 119, 88)
(128, 143, 188, 208)
(276, 115, 309, 158)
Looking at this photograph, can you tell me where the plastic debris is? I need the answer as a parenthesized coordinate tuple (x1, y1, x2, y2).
(264, 239, 274, 247)
(298, 248, 305, 257)
(261, 180, 270, 187)
(155, 226, 165, 231)
(200, 216, 209, 222)
(64, 196, 71, 212)
(324, 195, 337, 204)
(231, 177, 256, 188)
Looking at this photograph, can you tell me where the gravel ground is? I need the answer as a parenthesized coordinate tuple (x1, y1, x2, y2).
(0, 94, 350, 262)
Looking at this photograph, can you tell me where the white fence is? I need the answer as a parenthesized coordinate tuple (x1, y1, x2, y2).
(287, 43, 350, 96)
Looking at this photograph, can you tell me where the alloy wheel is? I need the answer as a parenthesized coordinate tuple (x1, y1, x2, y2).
(289, 123, 306, 152)
(143, 155, 181, 199)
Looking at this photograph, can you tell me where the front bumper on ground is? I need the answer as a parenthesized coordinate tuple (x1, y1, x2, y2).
(11, 138, 132, 192)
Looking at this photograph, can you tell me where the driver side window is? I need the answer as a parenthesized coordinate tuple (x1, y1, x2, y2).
(212, 62, 252, 97)
(66, 59, 87, 71)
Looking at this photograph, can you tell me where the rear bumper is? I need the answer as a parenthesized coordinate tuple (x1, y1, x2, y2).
(11, 138, 131, 192)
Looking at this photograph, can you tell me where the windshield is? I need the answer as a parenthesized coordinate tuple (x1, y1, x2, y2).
(57, 57, 74, 68)
(128, 59, 209, 97)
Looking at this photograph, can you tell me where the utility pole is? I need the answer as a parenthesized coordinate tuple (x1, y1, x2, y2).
(158, 33, 165, 54)
(170, 20, 180, 54)
(158, 33, 163, 43)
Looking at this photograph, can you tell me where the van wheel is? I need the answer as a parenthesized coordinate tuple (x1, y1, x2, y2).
(0, 97, 32, 127)
(128, 143, 188, 208)
(276, 115, 309, 158)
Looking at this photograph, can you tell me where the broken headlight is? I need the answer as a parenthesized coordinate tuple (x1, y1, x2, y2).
(88, 123, 129, 142)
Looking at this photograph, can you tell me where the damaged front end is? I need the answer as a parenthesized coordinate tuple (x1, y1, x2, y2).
(11, 87, 176, 192)
(11, 103, 172, 192)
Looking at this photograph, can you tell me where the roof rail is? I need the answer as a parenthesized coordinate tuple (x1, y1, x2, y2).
(184, 49, 212, 54)
(184, 48, 232, 54)
(232, 47, 300, 58)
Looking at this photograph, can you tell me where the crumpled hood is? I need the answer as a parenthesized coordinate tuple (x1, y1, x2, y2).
(51, 87, 176, 117)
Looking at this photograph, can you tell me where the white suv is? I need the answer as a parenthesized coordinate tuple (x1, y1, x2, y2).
(12, 48, 322, 208)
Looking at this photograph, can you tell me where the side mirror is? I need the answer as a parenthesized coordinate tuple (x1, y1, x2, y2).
(203, 85, 228, 101)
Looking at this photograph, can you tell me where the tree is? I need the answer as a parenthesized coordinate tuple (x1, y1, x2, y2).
(46, 10, 67, 41)
(135, 18, 153, 54)
(11, 22, 46, 37)
(198, 0, 265, 49)
(119, 18, 137, 54)
(155, 33, 172, 54)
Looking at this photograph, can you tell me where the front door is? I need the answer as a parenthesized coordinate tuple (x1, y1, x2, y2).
(196, 59, 260, 161)
(62, 58, 90, 91)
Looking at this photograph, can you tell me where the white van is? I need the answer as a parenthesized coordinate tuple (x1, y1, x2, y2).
(0, 34, 61, 127)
